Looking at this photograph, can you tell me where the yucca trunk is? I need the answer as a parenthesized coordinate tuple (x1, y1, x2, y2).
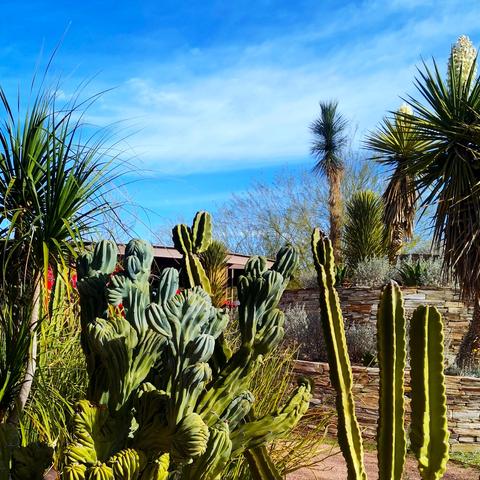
(457, 296, 480, 370)
(328, 169, 343, 264)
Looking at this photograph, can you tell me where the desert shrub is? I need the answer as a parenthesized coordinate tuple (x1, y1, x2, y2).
(284, 304, 376, 366)
(284, 304, 325, 362)
(345, 323, 377, 367)
(351, 256, 395, 287)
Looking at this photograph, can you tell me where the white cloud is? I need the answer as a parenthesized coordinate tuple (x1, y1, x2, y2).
(86, 0, 480, 174)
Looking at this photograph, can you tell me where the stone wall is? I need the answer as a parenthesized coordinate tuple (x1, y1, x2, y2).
(280, 286, 472, 362)
(294, 360, 480, 449)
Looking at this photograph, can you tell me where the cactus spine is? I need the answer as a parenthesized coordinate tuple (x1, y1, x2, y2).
(56, 212, 310, 480)
(311, 230, 449, 480)
(410, 306, 449, 480)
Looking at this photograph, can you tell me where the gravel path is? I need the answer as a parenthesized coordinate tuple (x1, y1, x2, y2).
(287, 449, 480, 480)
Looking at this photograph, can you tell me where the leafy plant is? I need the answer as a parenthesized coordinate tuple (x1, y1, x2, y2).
(0, 81, 122, 426)
(343, 190, 389, 270)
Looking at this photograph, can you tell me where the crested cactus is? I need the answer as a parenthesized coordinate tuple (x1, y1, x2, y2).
(311, 230, 449, 480)
(57, 212, 310, 480)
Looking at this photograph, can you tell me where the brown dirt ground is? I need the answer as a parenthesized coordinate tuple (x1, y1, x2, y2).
(286, 449, 480, 480)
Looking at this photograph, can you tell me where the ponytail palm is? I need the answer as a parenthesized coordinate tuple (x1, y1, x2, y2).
(403, 35, 480, 367)
(0, 85, 122, 423)
(365, 105, 428, 261)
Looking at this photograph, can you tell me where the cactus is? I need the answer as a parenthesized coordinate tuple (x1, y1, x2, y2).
(56, 212, 310, 480)
(311, 229, 366, 480)
(311, 230, 449, 480)
(172, 211, 212, 294)
(376, 281, 406, 480)
(410, 306, 449, 480)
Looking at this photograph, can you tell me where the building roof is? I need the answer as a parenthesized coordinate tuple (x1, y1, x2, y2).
(116, 244, 272, 270)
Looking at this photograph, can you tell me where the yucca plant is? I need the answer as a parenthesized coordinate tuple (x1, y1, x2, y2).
(365, 104, 429, 261)
(0, 82, 123, 425)
(400, 35, 480, 367)
(310, 100, 348, 263)
(343, 190, 389, 270)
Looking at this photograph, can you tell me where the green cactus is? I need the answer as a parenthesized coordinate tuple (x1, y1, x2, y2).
(311, 229, 366, 480)
(56, 212, 310, 480)
(376, 281, 406, 480)
(311, 230, 449, 480)
(172, 211, 212, 294)
(410, 306, 449, 480)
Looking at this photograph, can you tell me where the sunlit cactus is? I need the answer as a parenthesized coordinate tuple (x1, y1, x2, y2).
(311, 230, 449, 480)
(56, 212, 310, 480)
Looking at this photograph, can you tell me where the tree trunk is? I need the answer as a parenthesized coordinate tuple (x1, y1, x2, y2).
(7, 274, 41, 425)
(329, 169, 344, 264)
(456, 295, 480, 371)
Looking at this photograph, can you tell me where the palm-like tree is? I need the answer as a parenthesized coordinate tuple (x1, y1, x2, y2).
(403, 35, 480, 367)
(310, 101, 348, 262)
(365, 104, 429, 261)
(0, 84, 122, 423)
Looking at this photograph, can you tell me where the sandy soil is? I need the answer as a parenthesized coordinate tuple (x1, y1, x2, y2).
(287, 449, 480, 480)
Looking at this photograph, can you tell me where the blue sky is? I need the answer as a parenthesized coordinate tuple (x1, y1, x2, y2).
(1, 0, 480, 240)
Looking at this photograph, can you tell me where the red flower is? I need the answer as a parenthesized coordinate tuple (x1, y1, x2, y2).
(47, 266, 55, 291)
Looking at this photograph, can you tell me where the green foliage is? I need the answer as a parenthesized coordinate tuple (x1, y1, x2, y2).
(397, 259, 428, 287)
(52, 212, 310, 480)
(343, 190, 389, 269)
(311, 231, 449, 480)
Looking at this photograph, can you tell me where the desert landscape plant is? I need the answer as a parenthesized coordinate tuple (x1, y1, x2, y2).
(5, 212, 311, 480)
(311, 230, 449, 480)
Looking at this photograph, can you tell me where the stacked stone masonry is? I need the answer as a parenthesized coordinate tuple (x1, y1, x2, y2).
(280, 286, 472, 363)
(294, 360, 480, 448)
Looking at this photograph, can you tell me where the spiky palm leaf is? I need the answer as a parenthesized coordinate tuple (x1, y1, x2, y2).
(343, 190, 389, 269)
(310, 101, 348, 262)
(402, 35, 480, 365)
(0, 84, 123, 422)
(366, 105, 429, 260)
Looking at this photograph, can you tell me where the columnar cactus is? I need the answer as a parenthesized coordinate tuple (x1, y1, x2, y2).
(311, 229, 449, 480)
(172, 211, 212, 294)
(58, 212, 310, 480)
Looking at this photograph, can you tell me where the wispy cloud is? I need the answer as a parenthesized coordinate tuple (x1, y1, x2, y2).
(85, 0, 480, 175)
